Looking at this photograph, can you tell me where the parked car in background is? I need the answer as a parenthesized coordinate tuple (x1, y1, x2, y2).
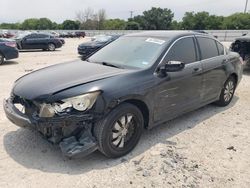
(75, 31, 86, 38)
(231, 34, 250, 67)
(78, 35, 121, 60)
(0, 38, 19, 65)
(4, 31, 243, 158)
(15, 33, 63, 51)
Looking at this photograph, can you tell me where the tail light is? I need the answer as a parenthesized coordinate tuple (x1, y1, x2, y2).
(4, 42, 17, 48)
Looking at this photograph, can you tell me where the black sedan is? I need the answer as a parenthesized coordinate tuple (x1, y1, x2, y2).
(0, 38, 19, 65)
(78, 35, 121, 60)
(15, 33, 63, 51)
(4, 31, 243, 158)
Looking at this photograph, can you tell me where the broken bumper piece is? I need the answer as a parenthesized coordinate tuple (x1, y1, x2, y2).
(3, 98, 98, 158)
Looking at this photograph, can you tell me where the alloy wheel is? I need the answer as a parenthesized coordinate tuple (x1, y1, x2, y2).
(0, 54, 4, 65)
(111, 114, 135, 148)
(48, 43, 55, 51)
(224, 80, 235, 102)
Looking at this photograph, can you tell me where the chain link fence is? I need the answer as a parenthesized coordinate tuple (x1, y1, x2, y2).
(1, 29, 250, 42)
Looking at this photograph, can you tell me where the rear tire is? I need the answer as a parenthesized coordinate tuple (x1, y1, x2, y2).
(215, 76, 236, 107)
(0, 53, 4, 65)
(47, 43, 56, 51)
(94, 103, 144, 158)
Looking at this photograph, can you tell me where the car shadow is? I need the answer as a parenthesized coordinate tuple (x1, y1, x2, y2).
(19, 49, 61, 53)
(3, 97, 238, 175)
(1, 61, 18, 66)
(243, 67, 250, 75)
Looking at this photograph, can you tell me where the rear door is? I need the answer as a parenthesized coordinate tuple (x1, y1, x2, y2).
(196, 36, 227, 103)
(35, 34, 49, 49)
(154, 36, 203, 123)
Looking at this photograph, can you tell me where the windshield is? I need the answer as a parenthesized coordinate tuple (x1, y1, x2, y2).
(88, 36, 168, 69)
(93, 35, 112, 43)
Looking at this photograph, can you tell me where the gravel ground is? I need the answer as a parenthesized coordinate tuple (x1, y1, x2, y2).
(0, 39, 249, 188)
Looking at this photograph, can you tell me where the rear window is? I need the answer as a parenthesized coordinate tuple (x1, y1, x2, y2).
(165, 37, 197, 64)
(197, 37, 219, 60)
(216, 41, 225, 55)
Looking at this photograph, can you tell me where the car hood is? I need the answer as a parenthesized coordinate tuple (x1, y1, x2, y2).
(13, 60, 131, 100)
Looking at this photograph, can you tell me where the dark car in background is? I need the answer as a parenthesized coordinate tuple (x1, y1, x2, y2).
(15, 33, 63, 51)
(78, 35, 121, 60)
(0, 38, 19, 65)
(75, 31, 86, 38)
(4, 31, 242, 158)
(231, 33, 250, 67)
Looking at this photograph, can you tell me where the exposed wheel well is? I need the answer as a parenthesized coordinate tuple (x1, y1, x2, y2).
(123, 99, 149, 129)
(230, 73, 238, 84)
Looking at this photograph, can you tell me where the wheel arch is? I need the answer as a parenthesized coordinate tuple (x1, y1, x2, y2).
(121, 99, 150, 129)
(230, 73, 238, 84)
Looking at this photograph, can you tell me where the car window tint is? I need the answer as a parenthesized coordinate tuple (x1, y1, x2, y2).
(36, 34, 48, 38)
(197, 37, 219, 59)
(216, 41, 225, 55)
(165, 37, 196, 64)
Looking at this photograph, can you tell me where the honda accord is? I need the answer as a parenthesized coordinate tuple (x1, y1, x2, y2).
(4, 31, 243, 158)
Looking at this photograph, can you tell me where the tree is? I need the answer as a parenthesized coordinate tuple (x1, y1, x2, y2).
(20, 18, 39, 30)
(125, 21, 140, 30)
(130, 7, 174, 30)
(36, 18, 53, 30)
(61, 20, 80, 30)
(223, 13, 250, 29)
(98, 9, 107, 29)
(103, 19, 126, 30)
(76, 8, 107, 30)
(181, 11, 224, 30)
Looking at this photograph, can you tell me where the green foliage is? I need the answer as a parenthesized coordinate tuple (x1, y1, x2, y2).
(1, 8, 250, 30)
(130, 7, 174, 30)
(223, 13, 250, 29)
(125, 21, 140, 30)
(61, 20, 80, 30)
(181, 11, 224, 30)
(103, 19, 126, 30)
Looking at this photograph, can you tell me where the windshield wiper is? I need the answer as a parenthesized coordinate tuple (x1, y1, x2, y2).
(102, 62, 123, 69)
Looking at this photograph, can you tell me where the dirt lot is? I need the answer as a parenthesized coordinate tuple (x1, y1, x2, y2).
(0, 39, 249, 188)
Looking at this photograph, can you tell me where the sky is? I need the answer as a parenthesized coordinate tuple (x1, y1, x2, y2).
(0, 0, 248, 23)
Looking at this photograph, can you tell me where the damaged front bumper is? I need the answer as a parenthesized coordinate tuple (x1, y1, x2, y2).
(3, 98, 98, 158)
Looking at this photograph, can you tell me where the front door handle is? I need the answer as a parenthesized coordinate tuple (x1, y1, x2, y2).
(192, 67, 202, 73)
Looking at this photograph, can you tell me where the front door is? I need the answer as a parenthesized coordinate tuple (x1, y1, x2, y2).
(153, 37, 203, 124)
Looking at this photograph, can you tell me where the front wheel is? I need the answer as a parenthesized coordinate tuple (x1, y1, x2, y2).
(0, 53, 4, 65)
(94, 103, 144, 158)
(215, 76, 236, 107)
(47, 43, 56, 51)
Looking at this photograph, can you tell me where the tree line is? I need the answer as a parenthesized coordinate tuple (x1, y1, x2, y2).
(1, 7, 250, 30)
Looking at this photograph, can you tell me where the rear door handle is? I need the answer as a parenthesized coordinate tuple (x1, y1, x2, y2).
(222, 59, 229, 65)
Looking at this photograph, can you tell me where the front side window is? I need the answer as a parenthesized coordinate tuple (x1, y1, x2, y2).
(165, 37, 197, 64)
(197, 37, 219, 60)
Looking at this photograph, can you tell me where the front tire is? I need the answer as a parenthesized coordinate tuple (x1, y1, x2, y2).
(0, 53, 4, 65)
(94, 103, 144, 158)
(215, 76, 236, 107)
(47, 43, 56, 51)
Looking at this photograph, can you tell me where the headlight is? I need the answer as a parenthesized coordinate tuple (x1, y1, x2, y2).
(54, 91, 100, 113)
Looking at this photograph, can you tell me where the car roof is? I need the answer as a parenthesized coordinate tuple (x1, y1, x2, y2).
(125, 31, 209, 39)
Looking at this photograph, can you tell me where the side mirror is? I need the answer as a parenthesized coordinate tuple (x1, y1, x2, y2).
(157, 61, 185, 77)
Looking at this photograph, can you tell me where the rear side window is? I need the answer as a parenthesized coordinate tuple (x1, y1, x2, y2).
(197, 37, 219, 60)
(216, 41, 225, 55)
(166, 37, 197, 64)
